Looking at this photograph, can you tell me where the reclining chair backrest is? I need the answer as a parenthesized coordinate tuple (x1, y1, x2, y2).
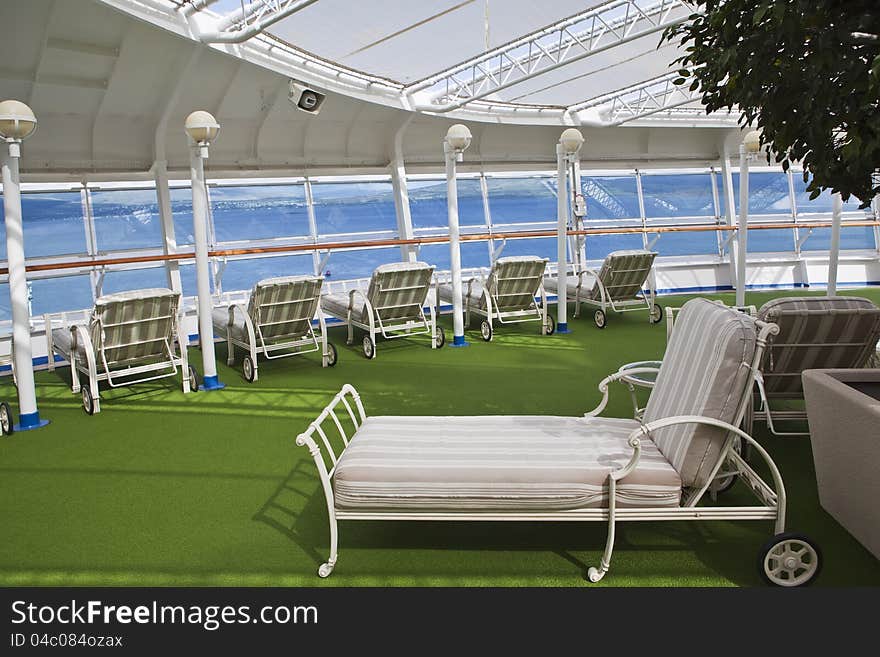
(483, 256, 547, 312)
(757, 296, 880, 398)
(643, 298, 758, 489)
(90, 288, 180, 365)
(248, 275, 323, 343)
(365, 261, 434, 323)
(591, 250, 656, 301)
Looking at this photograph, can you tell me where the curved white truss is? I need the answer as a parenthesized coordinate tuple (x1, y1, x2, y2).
(407, 0, 698, 113)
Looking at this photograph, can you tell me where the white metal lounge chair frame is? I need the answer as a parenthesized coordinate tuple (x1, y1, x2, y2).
(295, 318, 817, 586)
(324, 266, 444, 359)
(215, 278, 335, 383)
(569, 252, 660, 328)
(44, 295, 193, 415)
(457, 258, 554, 340)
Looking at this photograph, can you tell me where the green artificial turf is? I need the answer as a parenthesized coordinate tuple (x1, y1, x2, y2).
(1, 288, 879, 587)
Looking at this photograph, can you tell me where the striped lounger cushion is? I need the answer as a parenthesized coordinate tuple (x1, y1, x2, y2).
(322, 262, 433, 324)
(438, 256, 545, 311)
(333, 415, 682, 511)
(643, 298, 757, 489)
(757, 296, 880, 398)
(54, 288, 179, 364)
(544, 250, 654, 302)
(213, 275, 321, 343)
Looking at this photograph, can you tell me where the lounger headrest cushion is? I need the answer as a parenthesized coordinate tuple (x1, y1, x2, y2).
(494, 255, 548, 265)
(373, 261, 434, 274)
(644, 298, 757, 488)
(95, 288, 178, 306)
(255, 275, 323, 288)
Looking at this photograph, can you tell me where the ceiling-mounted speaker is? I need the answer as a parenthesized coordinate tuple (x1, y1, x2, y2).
(288, 80, 326, 115)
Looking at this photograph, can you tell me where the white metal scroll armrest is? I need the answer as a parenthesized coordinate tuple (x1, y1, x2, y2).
(631, 414, 787, 531)
(348, 288, 375, 325)
(584, 368, 662, 418)
(227, 303, 258, 351)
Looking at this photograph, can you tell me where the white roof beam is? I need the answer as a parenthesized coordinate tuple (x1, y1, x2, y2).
(195, 0, 321, 44)
(407, 0, 698, 113)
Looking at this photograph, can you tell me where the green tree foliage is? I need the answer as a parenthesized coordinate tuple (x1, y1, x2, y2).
(663, 1, 880, 206)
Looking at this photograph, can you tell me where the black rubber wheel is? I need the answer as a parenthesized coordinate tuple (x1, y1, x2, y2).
(188, 366, 199, 392)
(650, 303, 663, 324)
(0, 401, 13, 435)
(326, 342, 338, 366)
(82, 387, 95, 416)
(758, 532, 822, 587)
(435, 326, 446, 349)
(362, 336, 376, 359)
(480, 320, 493, 342)
(594, 309, 607, 329)
(544, 315, 556, 336)
(242, 355, 256, 382)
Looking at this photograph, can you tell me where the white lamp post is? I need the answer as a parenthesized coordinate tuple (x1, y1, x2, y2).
(0, 100, 48, 431)
(185, 110, 224, 390)
(556, 128, 584, 334)
(444, 123, 472, 347)
(827, 192, 843, 295)
(736, 129, 762, 306)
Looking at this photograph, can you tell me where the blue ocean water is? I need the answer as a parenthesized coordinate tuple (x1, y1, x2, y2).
(0, 174, 874, 321)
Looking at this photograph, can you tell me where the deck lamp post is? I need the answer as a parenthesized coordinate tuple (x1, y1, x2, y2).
(0, 100, 49, 431)
(185, 110, 224, 390)
(827, 192, 843, 295)
(557, 128, 584, 334)
(444, 123, 472, 347)
(736, 129, 762, 306)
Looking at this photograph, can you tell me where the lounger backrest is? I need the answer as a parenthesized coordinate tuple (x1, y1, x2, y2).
(248, 275, 323, 342)
(484, 256, 547, 312)
(757, 296, 880, 397)
(643, 298, 758, 489)
(365, 261, 434, 323)
(90, 288, 180, 365)
(591, 250, 656, 301)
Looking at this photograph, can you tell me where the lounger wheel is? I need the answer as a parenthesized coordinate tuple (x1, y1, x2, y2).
(649, 304, 663, 324)
(81, 387, 96, 416)
(594, 309, 607, 329)
(242, 355, 256, 382)
(317, 562, 334, 578)
(544, 315, 556, 336)
(480, 320, 493, 342)
(758, 532, 822, 587)
(0, 401, 13, 436)
(362, 336, 376, 359)
(188, 366, 199, 392)
(326, 342, 338, 367)
(587, 567, 605, 583)
(434, 327, 446, 349)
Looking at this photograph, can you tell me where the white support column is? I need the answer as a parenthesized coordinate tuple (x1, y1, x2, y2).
(479, 172, 495, 264)
(571, 158, 586, 270)
(154, 160, 182, 294)
(389, 157, 417, 263)
(2, 143, 48, 430)
(304, 178, 322, 276)
(189, 143, 224, 390)
(827, 192, 842, 295)
(736, 144, 749, 306)
(445, 141, 467, 346)
(719, 154, 739, 295)
(635, 169, 658, 297)
(556, 143, 569, 333)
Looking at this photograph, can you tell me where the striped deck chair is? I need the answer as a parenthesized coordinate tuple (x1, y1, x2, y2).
(46, 288, 194, 415)
(321, 261, 443, 359)
(750, 296, 880, 436)
(438, 256, 553, 341)
(545, 249, 660, 328)
(212, 275, 335, 383)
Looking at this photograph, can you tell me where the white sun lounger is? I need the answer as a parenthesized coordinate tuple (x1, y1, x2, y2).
(320, 261, 444, 359)
(545, 249, 661, 328)
(750, 296, 880, 436)
(212, 275, 336, 382)
(437, 255, 553, 341)
(296, 298, 821, 587)
(45, 288, 194, 415)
